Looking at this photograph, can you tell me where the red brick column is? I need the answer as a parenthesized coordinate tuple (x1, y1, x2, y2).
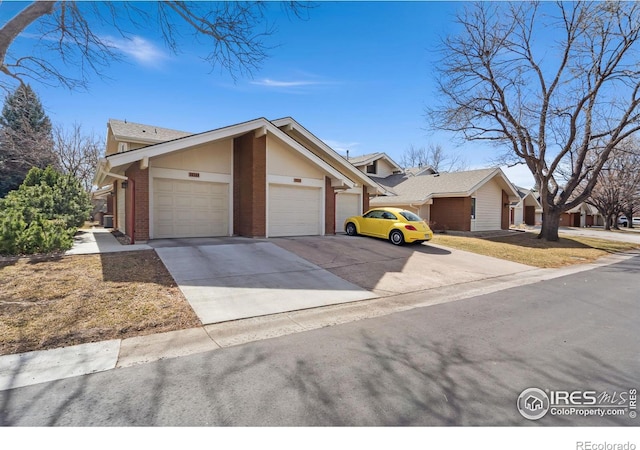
(325, 177, 336, 235)
(125, 164, 149, 242)
(233, 132, 266, 237)
(362, 186, 370, 212)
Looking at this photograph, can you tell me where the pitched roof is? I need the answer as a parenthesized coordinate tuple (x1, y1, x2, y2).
(371, 167, 518, 205)
(405, 166, 437, 176)
(108, 119, 193, 144)
(347, 152, 385, 166)
(347, 152, 403, 173)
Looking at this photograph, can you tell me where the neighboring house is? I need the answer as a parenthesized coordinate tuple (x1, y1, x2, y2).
(560, 202, 604, 227)
(510, 186, 543, 227)
(348, 152, 404, 178)
(364, 164, 519, 232)
(93, 117, 381, 243)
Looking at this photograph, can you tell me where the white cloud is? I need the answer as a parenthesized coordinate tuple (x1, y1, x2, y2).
(323, 139, 361, 155)
(104, 35, 167, 66)
(250, 78, 323, 87)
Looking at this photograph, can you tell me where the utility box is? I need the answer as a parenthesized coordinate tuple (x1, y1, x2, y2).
(103, 215, 114, 228)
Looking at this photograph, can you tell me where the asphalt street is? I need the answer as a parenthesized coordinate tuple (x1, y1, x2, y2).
(1, 254, 638, 426)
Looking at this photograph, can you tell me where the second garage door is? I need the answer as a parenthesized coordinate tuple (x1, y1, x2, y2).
(153, 178, 229, 239)
(268, 184, 322, 237)
(335, 192, 360, 233)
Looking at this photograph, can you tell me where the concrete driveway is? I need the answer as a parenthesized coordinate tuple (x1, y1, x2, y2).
(274, 235, 535, 296)
(152, 234, 534, 325)
(153, 239, 377, 324)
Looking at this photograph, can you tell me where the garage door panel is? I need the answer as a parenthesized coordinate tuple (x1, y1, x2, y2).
(269, 184, 321, 237)
(336, 193, 360, 232)
(153, 178, 229, 239)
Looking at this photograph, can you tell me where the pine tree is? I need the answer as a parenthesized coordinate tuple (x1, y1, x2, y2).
(0, 84, 57, 197)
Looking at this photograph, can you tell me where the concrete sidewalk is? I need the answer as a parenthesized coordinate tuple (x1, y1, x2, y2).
(2, 249, 637, 392)
(65, 228, 152, 255)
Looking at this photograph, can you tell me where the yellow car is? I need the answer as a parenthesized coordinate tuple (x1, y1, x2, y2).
(344, 207, 433, 245)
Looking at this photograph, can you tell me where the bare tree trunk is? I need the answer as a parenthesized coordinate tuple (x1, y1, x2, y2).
(538, 208, 561, 241)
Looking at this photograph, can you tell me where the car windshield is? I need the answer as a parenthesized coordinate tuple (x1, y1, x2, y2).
(399, 211, 422, 222)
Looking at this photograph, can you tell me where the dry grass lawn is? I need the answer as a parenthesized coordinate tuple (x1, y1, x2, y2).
(432, 232, 639, 268)
(0, 251, 201, 356)
(2, 230, 637, 357)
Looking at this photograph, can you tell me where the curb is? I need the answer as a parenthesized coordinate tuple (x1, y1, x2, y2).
(1, 249, 637, 392)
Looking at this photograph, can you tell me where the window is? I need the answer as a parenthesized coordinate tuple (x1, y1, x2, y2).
(471, 197, 476, 220)
(364, 210, 385, 219)
(399, 211, 421, 222)
(366, 160, 377, 174)
(382, 212, 397, 220)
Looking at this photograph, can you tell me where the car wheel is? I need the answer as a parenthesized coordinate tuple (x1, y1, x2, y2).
(389, 230, 404, 245)
(346, 222, 358, 236)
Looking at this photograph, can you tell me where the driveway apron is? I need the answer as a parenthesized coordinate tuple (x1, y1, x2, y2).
(154, 241, 378, 324)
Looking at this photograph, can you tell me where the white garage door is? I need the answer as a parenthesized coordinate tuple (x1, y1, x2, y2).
(335, 193, 360, 233)
(153, 178, 229, 238)
(269, 184, 322, 237)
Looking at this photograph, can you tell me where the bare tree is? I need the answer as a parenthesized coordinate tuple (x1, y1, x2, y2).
(426, 143, 467, 173)
(0, 2, 310, 90)
(429, 2, 640, 241)
(587, 139, 640, 230)
(52, 123, 102, 192)
(617, 144, 640, 228)
(399, 144, 428, 169)
(400, 143, 467, 172)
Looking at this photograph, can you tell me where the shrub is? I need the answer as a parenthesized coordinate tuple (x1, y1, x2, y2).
(0, 166, 90, 255)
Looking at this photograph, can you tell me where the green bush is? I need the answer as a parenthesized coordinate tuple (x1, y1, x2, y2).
(0, 166, 90, 255)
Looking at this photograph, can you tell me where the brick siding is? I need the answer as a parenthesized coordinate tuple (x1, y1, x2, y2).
(233, 132, 266, 237)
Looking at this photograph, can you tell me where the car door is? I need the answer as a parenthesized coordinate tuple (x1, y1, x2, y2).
(380, 211, 399, 237)
(360, 210, 387, 237)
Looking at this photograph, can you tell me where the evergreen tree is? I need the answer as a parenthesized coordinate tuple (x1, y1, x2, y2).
(0, 84, 57, 197)
(0, 166, 91, 255)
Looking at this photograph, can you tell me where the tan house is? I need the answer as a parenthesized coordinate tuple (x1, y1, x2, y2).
(350, 153, 519, 232)
(510, 187, 543, 227)
(560, 202, 604, 227)
(347, 152, 404, 178)
(93, 117, 381, 243)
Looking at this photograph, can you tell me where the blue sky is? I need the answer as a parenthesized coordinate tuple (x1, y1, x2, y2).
(1, 1, 535, 187)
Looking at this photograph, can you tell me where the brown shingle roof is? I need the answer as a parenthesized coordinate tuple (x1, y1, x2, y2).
(109, 119, 193, 144)
(371, 168, 505, 205)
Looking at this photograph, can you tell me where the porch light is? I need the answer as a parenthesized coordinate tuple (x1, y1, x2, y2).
(121, 181, 128, 189)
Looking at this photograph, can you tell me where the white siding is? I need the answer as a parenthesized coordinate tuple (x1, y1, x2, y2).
(374, 159, 397, 178)
(473, 180, 503, 231)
